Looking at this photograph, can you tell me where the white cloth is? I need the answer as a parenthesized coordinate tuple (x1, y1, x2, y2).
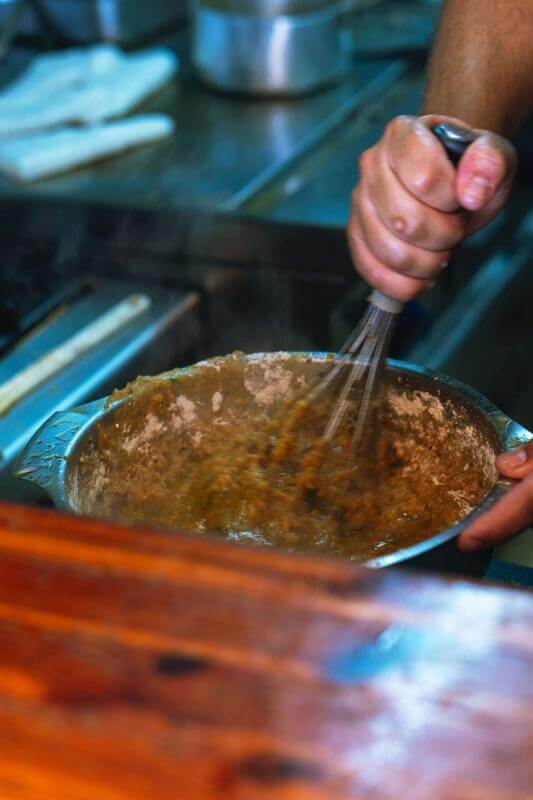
(0, 44, 178, 181)
(0, 44, 178, 136)
(0, 45, 123, 110)
(0, 115, 175, 182)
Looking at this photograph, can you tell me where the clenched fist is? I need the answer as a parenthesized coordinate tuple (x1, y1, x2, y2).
(348, 114, 517, 302)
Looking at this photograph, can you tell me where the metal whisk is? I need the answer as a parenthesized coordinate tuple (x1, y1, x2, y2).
(309, 121, 477, 452)
(309, 290, 402, 451)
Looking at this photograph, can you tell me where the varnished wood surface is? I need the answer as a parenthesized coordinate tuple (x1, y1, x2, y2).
(0, 502, 531, 800)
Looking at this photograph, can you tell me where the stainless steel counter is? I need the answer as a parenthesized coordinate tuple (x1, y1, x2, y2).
(0, 0, 449, 225)
(239, 73, 424, 224)
(0, 35, 405, 216)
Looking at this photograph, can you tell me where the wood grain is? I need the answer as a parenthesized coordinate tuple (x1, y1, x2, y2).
(0, 502, 531, 799)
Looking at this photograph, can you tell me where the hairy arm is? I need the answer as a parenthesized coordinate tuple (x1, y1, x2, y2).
(347, 0, 526, 302)
(423, 0, 533, 135)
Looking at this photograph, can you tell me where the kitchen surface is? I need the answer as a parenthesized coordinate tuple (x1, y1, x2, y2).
(0, 503, 531, 799)
(0, 0, 532, 796)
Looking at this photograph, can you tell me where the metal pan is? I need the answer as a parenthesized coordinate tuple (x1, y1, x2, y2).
(13, 353, 532, 576)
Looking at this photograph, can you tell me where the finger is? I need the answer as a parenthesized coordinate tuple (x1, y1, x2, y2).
(355, 188, 451, 280)
(457, 132, 517, 214)
(458, 474, 533, 552)
(385, 115, 459, 212)
(363, 147, 465, 251)
(496, 440, 533, 479)
(347, 216, 434, 302)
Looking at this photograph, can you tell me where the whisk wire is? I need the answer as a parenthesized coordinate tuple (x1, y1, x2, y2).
(308, 304, 375, 405)
(350, 310, 396, 451)
(323, 322, 380, 440)
(312, 299, 400, 448)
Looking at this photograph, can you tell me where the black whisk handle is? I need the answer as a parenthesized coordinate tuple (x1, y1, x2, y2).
(431, 122, 477, 167)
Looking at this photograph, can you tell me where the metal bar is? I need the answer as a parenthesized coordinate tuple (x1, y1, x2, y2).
(407, 232, 533, 373)
(0, 294, 151, 416)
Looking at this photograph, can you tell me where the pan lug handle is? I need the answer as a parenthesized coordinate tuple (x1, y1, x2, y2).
(504, 420, 533, 450)
(489, 413, 533, 451)
(12, 405, 99, 508)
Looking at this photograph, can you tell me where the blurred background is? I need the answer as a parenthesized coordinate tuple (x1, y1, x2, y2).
(0, 0, 532, 522)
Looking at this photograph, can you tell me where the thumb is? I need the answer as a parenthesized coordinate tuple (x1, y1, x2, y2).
(496, 439, 533, 479)
(456, 132, 517, 212)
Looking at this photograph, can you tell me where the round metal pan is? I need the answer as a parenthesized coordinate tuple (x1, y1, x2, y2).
(13, 354, 532, 576)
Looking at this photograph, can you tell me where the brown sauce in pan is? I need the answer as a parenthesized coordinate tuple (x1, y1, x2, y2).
(76, 355, 497, 563)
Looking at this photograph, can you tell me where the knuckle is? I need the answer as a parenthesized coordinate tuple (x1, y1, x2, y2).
(358, 148, 373, 173)
(397, 114, 415, 126)
(396, 212, 427, 244)
(385, 118, 398, 139)
(397, 209, 464, 250)
(389, 213, 409, 237)
(386, 115, 408, 138)
(411, 167, 438, 195)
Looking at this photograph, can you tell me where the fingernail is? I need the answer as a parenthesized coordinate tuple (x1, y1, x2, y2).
(501, 447, 527, 467)
(463, 176, 494, 209)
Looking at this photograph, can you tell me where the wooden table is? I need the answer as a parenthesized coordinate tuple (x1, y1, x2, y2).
(0, 502, 531, 799)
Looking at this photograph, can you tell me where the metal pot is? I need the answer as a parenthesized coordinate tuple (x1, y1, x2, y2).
(38, 0, 186, 44)
(13, 353, 532, 576)
(190, 0, 353, 96)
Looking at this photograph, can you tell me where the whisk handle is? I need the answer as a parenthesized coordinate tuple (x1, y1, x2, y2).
(368, 290, 403, 314)
(431, 122, 477, 167)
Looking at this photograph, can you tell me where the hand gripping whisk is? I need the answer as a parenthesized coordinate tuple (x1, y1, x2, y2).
(312, 122, 477, 452)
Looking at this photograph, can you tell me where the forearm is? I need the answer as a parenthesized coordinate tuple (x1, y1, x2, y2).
(423, 0, 533, 136)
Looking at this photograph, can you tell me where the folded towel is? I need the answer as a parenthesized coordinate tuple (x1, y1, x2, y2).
(0, 114, 175, 182)
(0, 45, 178, 137)
(0, 44, 122, 108)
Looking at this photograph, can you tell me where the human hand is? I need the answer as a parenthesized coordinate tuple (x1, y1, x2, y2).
(458, 441, 533, 552)
(348, 114, 517, 302)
